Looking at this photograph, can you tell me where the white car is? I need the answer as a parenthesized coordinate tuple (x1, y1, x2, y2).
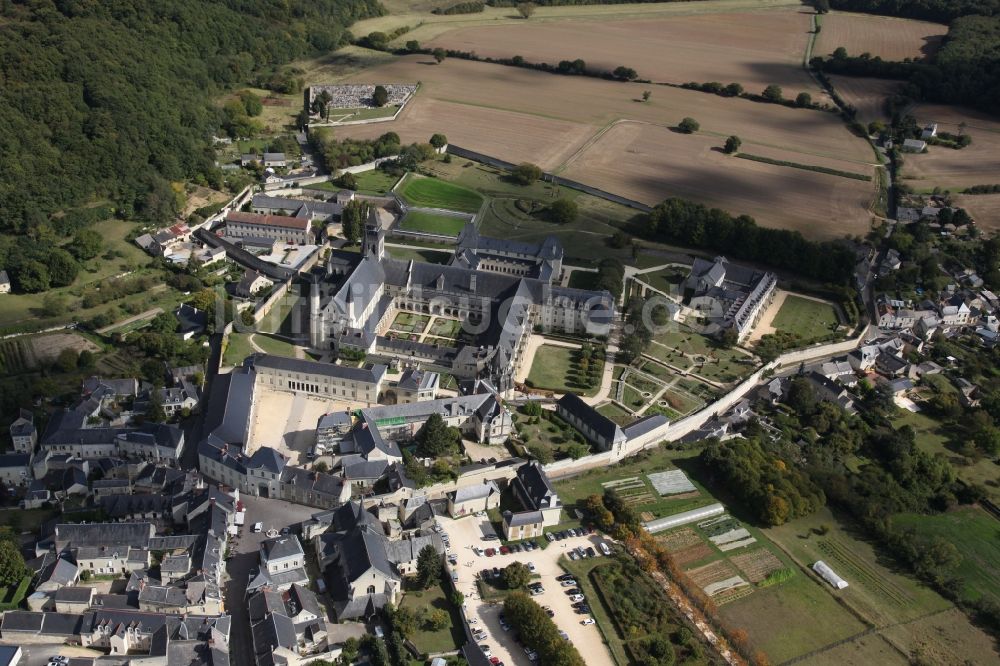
(581, 618, 596, 625)
(599, 542, 611, 556)
(527, 562, 536, 573)
(569, 594, 585, 603)
(560, 580, 576, 587)
(252, 522, 263, 533)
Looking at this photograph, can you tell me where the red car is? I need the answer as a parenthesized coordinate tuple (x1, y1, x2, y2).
(485, 548, 496, 557)
(500, 546, 511, 555)
(490, 658, 501, 666)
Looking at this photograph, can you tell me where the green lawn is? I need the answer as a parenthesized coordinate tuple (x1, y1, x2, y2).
(567, 270, 600, 290)
(525, 344, 602, 397)
(893, 507, 1000, 605)
(354, 169, 400, 195)
(223, 332, 255, 366)
(770, 295, 841, 343)
(514, 407, 593, 460)
(398, 582, 465, 656)
(398, 174, 484, 213)
(428, 318, 462, 338)
(398, 210, 469, 236)
(386, 246, 451, 264)
(596, 402, 637, 425)
(253, 333, 298, 357)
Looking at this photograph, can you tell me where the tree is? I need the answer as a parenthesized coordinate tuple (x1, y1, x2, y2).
(55, 348, 79, 373)
(724, 135, 742, 154)
(426, 608, 449, 630)
(512, 162, 543, 185)
(795, 91, 812, 107)
(416, 544, 441, 589)
(678, 117, 700, 134)
(613, 66, 638, 81)
(449, 590, 465, 607)
(341, 200, 370, 243)
(46, 249, 79, 287)
(79, 569, 92, 583)
(548, 198, 578, 224)
(69, 229, 103, 260)
(0, 540, 27, 587)
(787, 377, 816, 415)
(314, 461, 330, 473)
(416, 413, 459, 457)
(762, 85, 784, 102)
(724, 82, 744, 96)
(406, 40, 420, 52)
(372, 85, 389, 107)
(642, 90, 651, 102)
(239, 90, 263, 117)
(433, 48, 447, 64)
(517, 2, 536, 18)
(429, 133, 448, 149)
(501, 561, 531, 589)
(77, 349, 95, 369)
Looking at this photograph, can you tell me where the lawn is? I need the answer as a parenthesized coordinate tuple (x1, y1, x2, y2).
(770, 294, 841, 343)
(398, 173, 484, 213)
(398, 210, 469, 236)
(390, 312, 430, 334)
(514, 407, 592, 460)
(386, 245, 452, 264)
(763, 506, 996, 663)
(895, 410, 1000, 500)
(525, 344, 602, 397)
(428, 317, 462, 338)
(596, 401, 636, 425)
(567, 270, 600, 290)
(354, 168, 401, 195)
(398, 581, 465, 655)
(893, 507, 1000, 605)
(223, 332, 255, 366)
(253, 333, 299, 357)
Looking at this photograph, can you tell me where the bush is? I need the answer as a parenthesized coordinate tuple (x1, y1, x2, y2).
(677, 117, 699, 134)
(548, 197, 578, 224)
(511, 162, 543, 185)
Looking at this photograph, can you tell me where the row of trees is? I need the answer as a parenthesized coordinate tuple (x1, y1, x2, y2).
(503, 591, 587, 666)
(680, 82, 821, 110)
(644, 198, 858, 284)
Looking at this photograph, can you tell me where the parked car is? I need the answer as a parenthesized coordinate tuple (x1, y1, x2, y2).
(568, 551, 579, 560)
(279, 527, 290, 536)
(545, 532, 555, 542)
(511, 544, 522, 553)
(252, 522, 263, 533)
(527, 562, 536, 573)
(581, 618, 596, 625)
(492, 567, 501, 578)
(586, 547, 597, 558)
(560, 579, 576, 587)
(599, 542, 611, 556)
(564, 588, 582, 595)
(482, 534, 499, 541)
(499, 546, 510, 555)
(485, 548, 496, 557)
(569, 594, 585, 602)
(557, 574, 575, 582)
(559, 630, 570, 640)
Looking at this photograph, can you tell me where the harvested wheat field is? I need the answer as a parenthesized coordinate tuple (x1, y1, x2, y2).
(427, 6, 821, 99)
(561, 121, 876, 238)
(953, 194, 1000, 233)
(902, 104, 1000, 191)
(815, 12, 947, 61)
(336, 56, 871, 164)
(829, 75, 900, 124)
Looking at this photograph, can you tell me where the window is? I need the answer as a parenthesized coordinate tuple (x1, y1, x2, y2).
(367, 585, 376, 595)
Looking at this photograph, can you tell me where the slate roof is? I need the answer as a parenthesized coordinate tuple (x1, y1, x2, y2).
(451, 480, 499, 504)
(54, 522, 154, 550)
(0, 452, 29, 468)
(1, 611, 44, 632)
(226, 210, 309, 231)
(261, 535, 304, 562)
(515, 462, 559, 510)
(175, 304, 207, 336)
(504, 510, 544, 527)
(200, 370, 254, 446)
(557, 393, 625, 445)
(621, 414, 669, 439)
(10, 409, 34, 436)
(54, 586, 94, 603)
(250, 354, 387, 385)
(247, 447, 286, 474)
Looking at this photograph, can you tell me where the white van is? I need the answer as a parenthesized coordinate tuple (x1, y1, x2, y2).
(253, 522, 263, 533)
(599, 541, 611, 556)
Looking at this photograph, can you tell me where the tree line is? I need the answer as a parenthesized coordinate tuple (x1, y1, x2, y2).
(643, 198, 858, 284)
(827, 0, 1000, 22)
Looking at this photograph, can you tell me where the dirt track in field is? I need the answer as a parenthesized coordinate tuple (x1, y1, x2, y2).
(426, 7, 821, 98)
(815, 12, 947, 61)
(560, 121, 875, 239)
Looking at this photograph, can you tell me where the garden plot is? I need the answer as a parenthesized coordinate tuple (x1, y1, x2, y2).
(389, 312, 430, 335)
(648, 469, 697, 496)
(687, 560, 751, 601)
(731, 549, 787, 584)
(817, 538, 912, 606)
(428, 317, 463, 339)
(699, 515, 757, 552)
(601, 477, 656, 508)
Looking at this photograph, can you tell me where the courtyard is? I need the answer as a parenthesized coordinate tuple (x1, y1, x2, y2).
(247, 388, 353, 466)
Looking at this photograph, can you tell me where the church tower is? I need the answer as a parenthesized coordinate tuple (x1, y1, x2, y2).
(363, 220, 385, 261)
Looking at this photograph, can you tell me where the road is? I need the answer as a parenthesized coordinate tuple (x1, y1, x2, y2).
(223, 495, 318, 666)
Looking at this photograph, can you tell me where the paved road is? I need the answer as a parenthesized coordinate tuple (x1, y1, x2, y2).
(223, 495, 318, 666)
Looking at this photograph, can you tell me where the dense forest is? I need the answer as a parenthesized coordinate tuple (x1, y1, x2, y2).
(0, 0, 381, 235)
(829, 0, 1000, 22)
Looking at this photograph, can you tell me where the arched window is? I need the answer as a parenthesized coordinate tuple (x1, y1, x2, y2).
(367, 585, 376, 595)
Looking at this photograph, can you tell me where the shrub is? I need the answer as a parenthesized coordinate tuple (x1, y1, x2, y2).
(677, 117, 700, 134)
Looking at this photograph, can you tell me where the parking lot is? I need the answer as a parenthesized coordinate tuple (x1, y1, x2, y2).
(437, 515, 615, 666)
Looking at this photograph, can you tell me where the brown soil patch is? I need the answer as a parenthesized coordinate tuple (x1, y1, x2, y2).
(730, 548, 784, 583)
(30, 333, 101, 363)
(182, 185, 230, 218)
(673, 543, 715, 566)
(901, 104, 1000, 191)
(657, 527, 703, 551)
(953, 193, 1000, 234)
(561, 121, 876, 239)
(428, 7, 821, 98)
(687, 559, 740, 588)
(828, 76, 901, 125)
(815, 12, 947, 61)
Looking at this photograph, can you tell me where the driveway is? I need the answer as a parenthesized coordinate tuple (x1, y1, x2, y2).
(224, 495, 320, 666)
(438, 516, 614, 666)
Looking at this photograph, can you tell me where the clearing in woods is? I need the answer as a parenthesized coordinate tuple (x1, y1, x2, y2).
(814, 12, 948, 61)
(425, 6, 821, 100)
(560, 121, 876, 239)
(900, 103, 1000, 191)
